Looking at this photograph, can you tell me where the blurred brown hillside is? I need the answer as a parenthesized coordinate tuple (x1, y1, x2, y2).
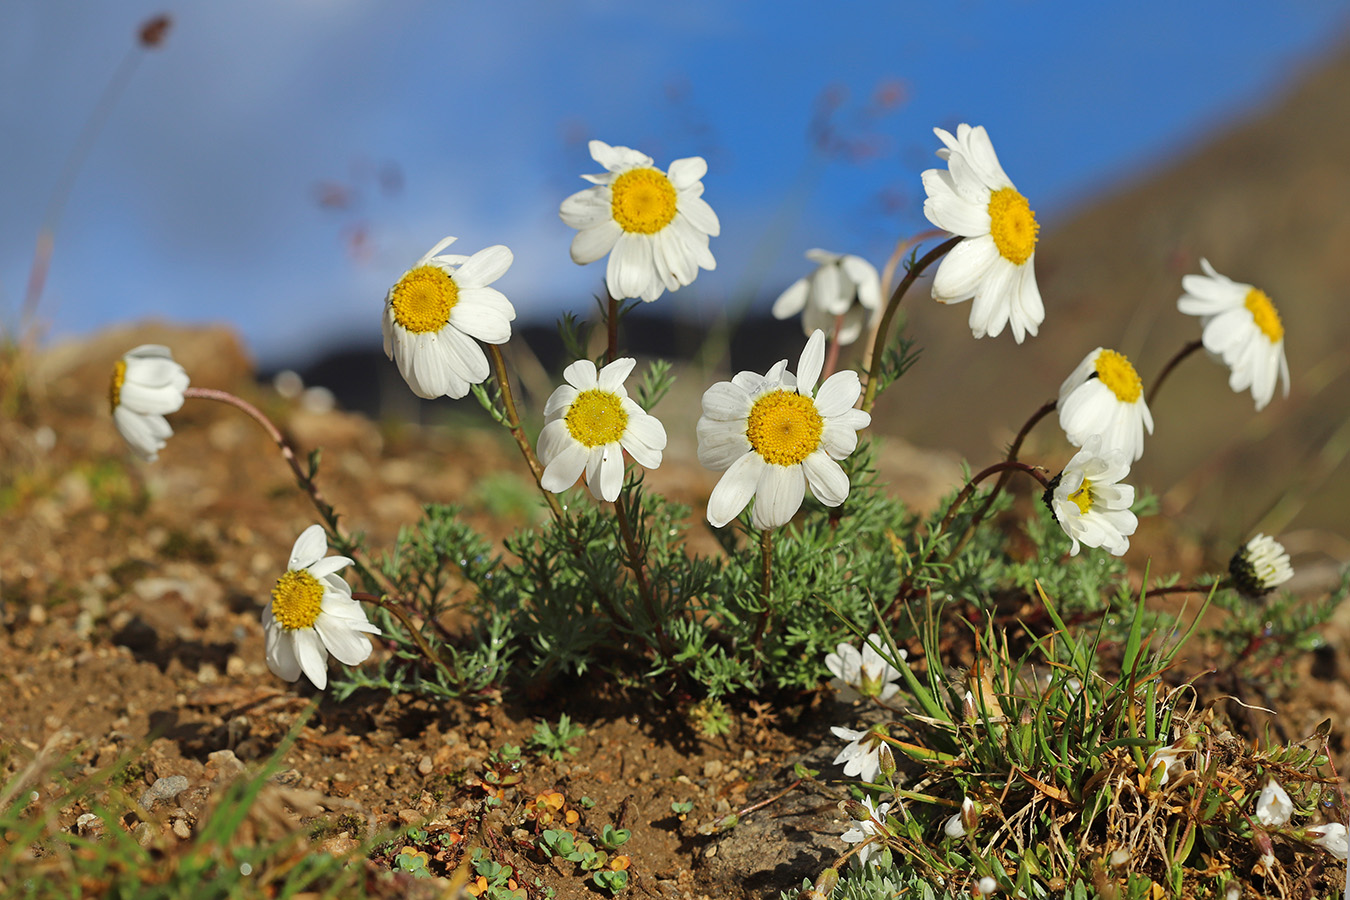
(879, 40, 1350, 555)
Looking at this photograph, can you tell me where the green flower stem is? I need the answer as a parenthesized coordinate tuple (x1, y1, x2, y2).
(1146, 338, 1204, 408)
(353, 591, 458, 686)
(752, 528, 774, 656)
(486, 343, 566, 523)
(606, 294, 620, 365)
(182, 386, 397, 598)
(877, 733, 962, 765)
(889, 460, 1049, 616)
(1145, 580, 1225, 599)
(613, 492, 673, 657)
(861, 235, 961, 413)
(946, 398, 1058, 562)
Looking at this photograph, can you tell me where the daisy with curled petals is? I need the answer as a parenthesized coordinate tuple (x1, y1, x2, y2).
(1058, 347, 1154, 462)
(1229, 533, 1294, 598)
(830, 724, 887, 783)
(824, 632, 906, 701)
(921, 123, 1044, 342)
(840, 796, 891, 868)
(536, 357, 667, 503)
(1044, 436, 1138, 557)
(697, 330, 871, 529)
(110, 344, 189, 461)
(1178, 259, 1290, 411)
(559, 139, 719, 303)
(383, 236, 516, 400)
(263, 525, 381, 690)
(771, 249, 881, 346)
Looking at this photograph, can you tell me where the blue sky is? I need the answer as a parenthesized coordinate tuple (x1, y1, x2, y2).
(4, 1, 1349, 367)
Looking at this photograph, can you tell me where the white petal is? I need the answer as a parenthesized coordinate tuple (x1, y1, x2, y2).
(751, 463, 806, 529)
(541, 441, 590, 493)
(571, 220, 623, 265)
(598, 357, 637, 392)
(802, 452, 849, 507)
(563, 358, 599, 390)
(453, 245, 512, 288)
(772, 278, 809, 319)
(706, 452, 764, 527)
(289, 525, 329, 570)
(314, 613, 376, 665)
(667, 156, 707, 190)
(294, 629, 329, 690)
(796, 330, 826, 397)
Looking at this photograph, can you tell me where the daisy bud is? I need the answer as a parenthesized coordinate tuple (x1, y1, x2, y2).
(1229, 534, 1293, 599)
(877, 744, 896, 781)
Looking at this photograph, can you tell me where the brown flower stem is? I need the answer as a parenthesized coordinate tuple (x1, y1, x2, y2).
(946, 398, 1057, 561)
(607, 294, 620, 365)
(486, 343, 565, 523)
(182, 386, 396, 597)
(614, 493, 672, 658)
(822, 314, 844, 381)
(353, 591, 458, 685)
(1144, 580, 1225, 599)
(749, 529, 776, 660)
(887, 461, 1049, 618)
(861, 235, 961, 413)
(1147, 338, 1204, 408)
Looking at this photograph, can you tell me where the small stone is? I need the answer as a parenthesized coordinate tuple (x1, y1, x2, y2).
(140, 775, 189, 810)
(702, 760, 723, 779)
(417, 755, 433, 776)
(398, 809, 422, 825)
(704, 845, 718, 859)
(75, 812, 104, 837)
(205, 749, 245, 783)
(172, 817, 192, 840)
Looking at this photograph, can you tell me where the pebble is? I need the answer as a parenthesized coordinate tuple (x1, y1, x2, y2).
(702, 760, 723, 779)
(205, 749, 246, 783)
(140, 775, 189, 810)
(172, 817, 192, 840)
(75, 813, 104, 837)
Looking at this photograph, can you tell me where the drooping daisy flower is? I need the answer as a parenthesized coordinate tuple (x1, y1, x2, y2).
(944, 796, 978, 839)
(1255, 779, 1294, 827)
(1229, 533, 1294, 598)
(559, 140, 719, 303)
(1144, 741, 1190, 788)
(382, 236, 516, 400)
(830, 724, 887, 784)
(536, 357, 667, 503)
(1044, 436, 1138, 557)
(263, 525, 381, 690)
(840, 795, 891, 868)
(110, 344, 189, 461)
(771, 249, 881, 346)
(1307, 823, 1349, 860)
(824, 633, 906, 701)
(920, 123, 1044, 343)
(1058, 347, 1154, 462)
(697, 330, 871, 529)
(1178, 259, 1290, 411)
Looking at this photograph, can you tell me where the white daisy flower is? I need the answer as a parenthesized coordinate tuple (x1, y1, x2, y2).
(825, 632, 906, 701)
(560, 139, 719, 303)
(840, 795, 891, 868)
(1178, 259, 1289, 411)
(830, 725, 887, 784)
(1144, 742, 1190, 788)
(1255, 779, 1293, 827)
(697, 330, 871, 529)
(920, 123, 1044, 343)
(110, 344, 189, 461)
(382, 236, 516, 400)
(1229, 533, 1294, 598)
(1046, 436, 1138, 557)
(536, 357, 667, 503)
(771, 249, 881, 346)
(263, 525, 382, 690)
(1307, 823, 1349, 860)
(1058, 347, 1154, 462)
(944, 796, 978, 839)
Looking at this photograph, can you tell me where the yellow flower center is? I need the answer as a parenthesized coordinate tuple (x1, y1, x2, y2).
(610, 168, 678, 234)
(987, 187, 1038, 266)
(565, 389, 629, 448)
(746, 390, 823, 466)
(390, 265, 458, 334)
(271, 569, 325, 631)
(1094, 350, 1142, 403)
(1244, 288, 1284, 343)
(1068, 479, 1094, 516)
(109, 359, 127, 414)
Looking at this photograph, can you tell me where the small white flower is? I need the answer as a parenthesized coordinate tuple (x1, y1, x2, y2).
(560, 139, 719, 303)
(976, 876, 999, 896)
(921, 123, 1043, 343)
(536, 357, 667, 503)
(1144, 742, 1189, 788)
(825, 632, 906, 701)
(1307, 823, 1349, 860)
(1229, 534, 1294, 598)
(1255, 779, 1293, 826)
(1178, 259, 1290, 411)
(840, 795, 891, 868)
(944, 796, 977, 839)
(1047, 436, 1138, 557)
(830, 725, 886, 784)
(1058, 347, 1154, 462)
(697, 329, 871, 529)
(263, 525, 382, 690)
(110, 345, 189, 461)
(383, 236, 516, 400)
(772, 249, 881, 346)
